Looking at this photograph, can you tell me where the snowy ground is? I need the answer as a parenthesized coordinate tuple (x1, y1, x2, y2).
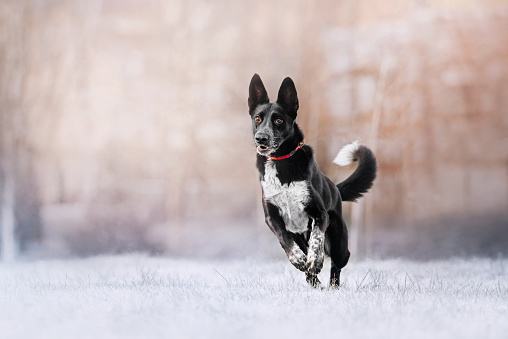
(1, 255, 507, 339)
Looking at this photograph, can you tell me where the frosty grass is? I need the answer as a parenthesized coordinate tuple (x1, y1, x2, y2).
(1, 254, 507, 339)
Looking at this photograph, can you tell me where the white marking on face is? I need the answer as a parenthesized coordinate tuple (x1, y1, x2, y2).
(261, 161, 310, 233)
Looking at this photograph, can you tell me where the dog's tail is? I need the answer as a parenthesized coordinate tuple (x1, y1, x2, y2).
(333, 141, 377, 202)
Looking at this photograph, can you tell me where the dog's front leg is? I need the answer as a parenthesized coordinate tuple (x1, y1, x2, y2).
(264, 202, 307, 272)
(305, 208, 328, 276)
(285, 241, 307, 272)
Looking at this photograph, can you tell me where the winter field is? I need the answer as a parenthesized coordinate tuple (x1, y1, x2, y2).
(1, 254, 507, 339)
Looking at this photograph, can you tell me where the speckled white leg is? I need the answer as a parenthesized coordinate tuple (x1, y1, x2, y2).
(307, 223, 325, 275)
(287, 242, 307, 272)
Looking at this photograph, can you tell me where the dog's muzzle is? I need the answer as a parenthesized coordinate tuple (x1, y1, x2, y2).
(255, 132, 274, 155)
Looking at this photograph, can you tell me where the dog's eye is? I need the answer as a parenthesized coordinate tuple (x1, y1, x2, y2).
(254, 116, 262, 123)
(274, 119, 283, 125)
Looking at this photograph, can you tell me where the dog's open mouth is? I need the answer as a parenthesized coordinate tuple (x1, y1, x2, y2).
(256, 145, 274, 155)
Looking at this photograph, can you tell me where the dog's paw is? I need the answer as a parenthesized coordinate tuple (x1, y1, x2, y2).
(287, 243, 307, 272)
(306, 228, 325, 275)
(329, 277, 340, 289)
(306, 273, 322, 288)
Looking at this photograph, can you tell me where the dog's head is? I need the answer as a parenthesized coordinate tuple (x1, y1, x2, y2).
(248, 74, 299, 156)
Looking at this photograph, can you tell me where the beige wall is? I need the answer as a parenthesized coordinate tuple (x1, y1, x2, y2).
(1, 0, 507, 256)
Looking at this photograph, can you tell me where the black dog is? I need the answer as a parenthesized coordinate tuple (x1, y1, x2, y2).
(248, 74, 377, 288)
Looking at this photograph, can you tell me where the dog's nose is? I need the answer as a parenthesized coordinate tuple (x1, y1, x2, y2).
(255, 133, 269, 146)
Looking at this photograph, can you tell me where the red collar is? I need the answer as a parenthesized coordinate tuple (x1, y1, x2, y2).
(267, 142, 305, 161)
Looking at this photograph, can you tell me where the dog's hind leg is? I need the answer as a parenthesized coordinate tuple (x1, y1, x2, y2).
(325, 211, 350, 288)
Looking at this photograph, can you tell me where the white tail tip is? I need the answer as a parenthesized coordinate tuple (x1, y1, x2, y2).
(333, 141, 361, 166)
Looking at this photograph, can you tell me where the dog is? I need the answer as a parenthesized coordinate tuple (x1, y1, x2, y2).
(248, 74, 377, 288)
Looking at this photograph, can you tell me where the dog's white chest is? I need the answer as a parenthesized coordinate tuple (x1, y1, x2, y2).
(261, 162, 310, 233)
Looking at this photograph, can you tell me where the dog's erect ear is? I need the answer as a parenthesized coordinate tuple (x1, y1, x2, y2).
(248, 74, 269, 114)
(277, 77, 299, 119)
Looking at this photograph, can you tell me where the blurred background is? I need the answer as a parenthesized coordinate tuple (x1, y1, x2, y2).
(1, 0, 507, 261)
